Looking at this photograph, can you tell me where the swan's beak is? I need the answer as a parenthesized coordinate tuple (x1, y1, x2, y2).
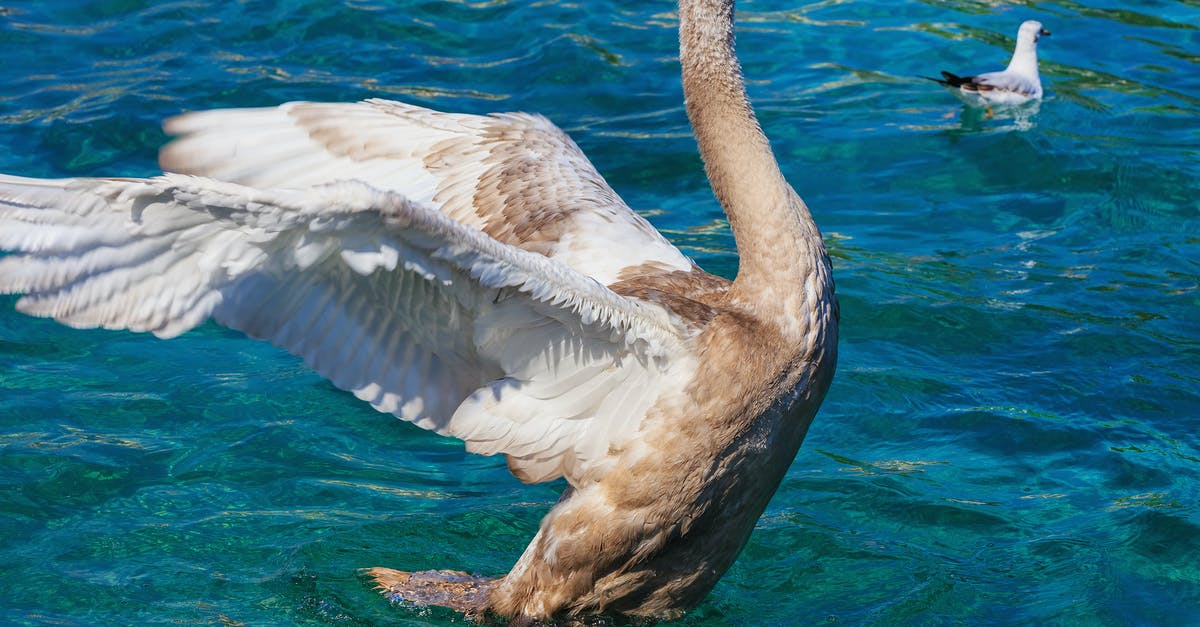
(1040, 28, 1051, 36)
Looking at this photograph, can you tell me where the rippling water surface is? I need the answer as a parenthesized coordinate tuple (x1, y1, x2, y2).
(1, 1, 1198, 624)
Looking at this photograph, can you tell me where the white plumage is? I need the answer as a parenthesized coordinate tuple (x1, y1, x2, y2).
(0, 172, 692, 486)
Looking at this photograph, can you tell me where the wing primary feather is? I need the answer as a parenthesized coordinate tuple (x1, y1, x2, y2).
(0, 171, 698, 487)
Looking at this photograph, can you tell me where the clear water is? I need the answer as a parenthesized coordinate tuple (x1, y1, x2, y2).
(1, 0, 1198, 624)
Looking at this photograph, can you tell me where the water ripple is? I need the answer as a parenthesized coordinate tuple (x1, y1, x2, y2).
(1, 0, 1199, 624)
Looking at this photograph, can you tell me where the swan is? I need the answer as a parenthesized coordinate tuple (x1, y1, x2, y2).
(0, 0, 837, 622)
(924, 20, 1050, 109)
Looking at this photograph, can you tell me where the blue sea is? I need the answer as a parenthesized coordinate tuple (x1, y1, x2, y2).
(1, 1, 1198, 624)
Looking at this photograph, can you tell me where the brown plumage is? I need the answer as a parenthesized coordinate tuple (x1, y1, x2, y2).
(368, 0, 839, 621)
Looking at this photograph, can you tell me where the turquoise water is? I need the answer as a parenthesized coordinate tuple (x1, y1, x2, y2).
(1, 0, 1198, 624)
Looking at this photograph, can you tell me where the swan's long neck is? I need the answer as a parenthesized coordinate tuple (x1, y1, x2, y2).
(679, 0, 831, 335)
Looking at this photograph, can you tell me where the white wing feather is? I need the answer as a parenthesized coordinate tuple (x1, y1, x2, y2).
(972, 71, 1041, 99)
(0, 174, 695, 486)
(160, 99, 696, 286)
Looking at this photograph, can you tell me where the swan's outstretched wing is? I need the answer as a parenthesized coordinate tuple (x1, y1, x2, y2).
(0, 174, 701, 485)
(160, 99, 694, 286)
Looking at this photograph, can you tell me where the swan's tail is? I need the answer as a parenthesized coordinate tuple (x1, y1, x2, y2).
(362, 567, 497, 618)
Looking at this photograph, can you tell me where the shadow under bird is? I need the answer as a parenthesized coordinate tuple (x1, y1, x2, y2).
(923, 20, 1050, 109)
(0, 0, 838, 623)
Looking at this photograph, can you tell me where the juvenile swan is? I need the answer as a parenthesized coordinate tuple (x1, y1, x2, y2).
(0, 0, 837, 622)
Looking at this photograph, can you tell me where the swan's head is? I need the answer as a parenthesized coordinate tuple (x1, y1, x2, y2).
(1017, 20, 1050, 46)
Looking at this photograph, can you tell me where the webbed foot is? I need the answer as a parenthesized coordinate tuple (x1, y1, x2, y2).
(362, 567, 497, 618)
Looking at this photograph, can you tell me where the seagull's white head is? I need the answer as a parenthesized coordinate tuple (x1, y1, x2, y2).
(1007, 20, 1050, 76)
(1018, 20, 1050, 46)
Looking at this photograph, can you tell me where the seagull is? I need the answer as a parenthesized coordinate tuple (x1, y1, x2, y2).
(924, 20, 1050, 110)
(0, 0, 837, 623)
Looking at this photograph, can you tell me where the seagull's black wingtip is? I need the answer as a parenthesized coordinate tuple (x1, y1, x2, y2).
(921, 71, 971, 89)
(937, 71, 972, 88)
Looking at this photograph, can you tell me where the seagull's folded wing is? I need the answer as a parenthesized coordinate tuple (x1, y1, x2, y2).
(972, 71, 1038, 98)
(0, 174, 699, 485)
